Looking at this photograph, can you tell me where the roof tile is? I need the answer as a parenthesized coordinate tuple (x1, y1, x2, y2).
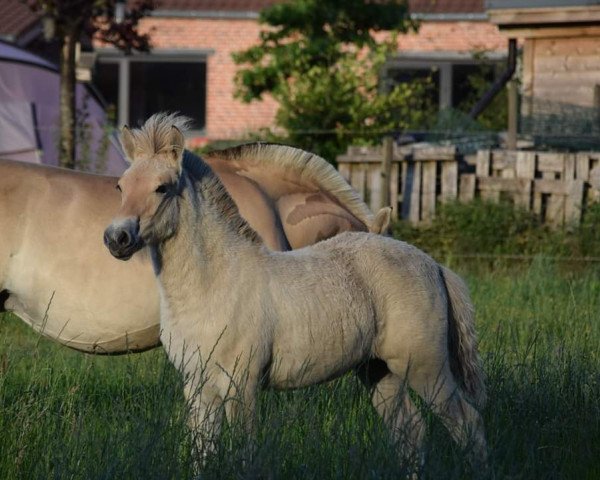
(1, 0, 486, 41)
(153, 0, 485, 14)
(409, 0, 484, 14)
(154, 0, 278, 11)
(0, 0, 40, 40)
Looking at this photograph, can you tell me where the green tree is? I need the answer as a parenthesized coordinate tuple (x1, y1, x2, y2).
(233, 0, 434, 161)
(26, 0, 154, 169)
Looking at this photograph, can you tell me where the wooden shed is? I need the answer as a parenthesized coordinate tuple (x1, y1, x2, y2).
(487, 1, 600, 119)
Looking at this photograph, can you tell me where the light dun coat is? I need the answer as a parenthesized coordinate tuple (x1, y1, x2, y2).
(105, 115, 487, 466)
(0, 122, 382, 353)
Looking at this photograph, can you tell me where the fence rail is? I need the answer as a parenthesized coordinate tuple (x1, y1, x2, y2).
(336, 145, 600, 226)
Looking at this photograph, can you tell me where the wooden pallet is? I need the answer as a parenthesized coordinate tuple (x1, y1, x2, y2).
(475, 150, 585, 226)
(337, 145, 458, 224)
(337, 143, 599, 227)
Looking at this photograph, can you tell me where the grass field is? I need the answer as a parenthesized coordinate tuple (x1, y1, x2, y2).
(1, 258, 599, 479)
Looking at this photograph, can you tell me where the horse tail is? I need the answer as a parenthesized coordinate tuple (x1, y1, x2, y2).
(441, 266, 487, 409)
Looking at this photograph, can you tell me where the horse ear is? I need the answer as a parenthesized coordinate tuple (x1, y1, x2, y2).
(169, 126, 185, 166)
(120, 126, 136, 162)
(371, 207, 392, 234)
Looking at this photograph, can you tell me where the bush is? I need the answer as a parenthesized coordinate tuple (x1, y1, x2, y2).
(392, 200, 600, 260)
(578, 202, 600, 257)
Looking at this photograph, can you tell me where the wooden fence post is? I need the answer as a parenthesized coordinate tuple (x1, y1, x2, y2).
(441, 161, 458, 203)
(380, 136, 393, 210)
(507, 80, 518, 150)
(421, 161, 436, 222)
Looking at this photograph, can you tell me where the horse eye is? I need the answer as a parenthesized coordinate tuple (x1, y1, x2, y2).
(115, 184, 122, 192)
(155, 184, 168, 194)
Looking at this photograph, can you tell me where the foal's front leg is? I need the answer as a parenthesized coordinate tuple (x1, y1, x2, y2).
(185, 375, 259, 449)
(223, 377, 258, 437)
(219, 371, 259, 458)
(183, 383, 224, 459)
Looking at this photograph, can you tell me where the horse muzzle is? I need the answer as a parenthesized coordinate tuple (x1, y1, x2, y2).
(104, 220, 143, 261)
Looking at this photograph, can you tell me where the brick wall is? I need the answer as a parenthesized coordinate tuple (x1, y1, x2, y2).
(395, 22, 505, 53)
(128, 17, 505, 141)
(136, 17, 278, 141)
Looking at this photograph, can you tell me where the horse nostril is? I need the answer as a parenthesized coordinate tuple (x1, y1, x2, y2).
(117, 230, 131, 247)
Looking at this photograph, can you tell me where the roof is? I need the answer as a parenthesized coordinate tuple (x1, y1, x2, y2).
(487, 0, 600, 28)
(0, 0, 40, 42)
(153, 0, 485, 14)
(486, 0, 599, 9)
(152, 0, 487, 20)
(1, 0, 489, 42)
(154, 0, 277, 10)
(410, 0, 484, 14)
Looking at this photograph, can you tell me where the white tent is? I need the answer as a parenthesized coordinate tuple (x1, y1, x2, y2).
(0, 40, 127, 175)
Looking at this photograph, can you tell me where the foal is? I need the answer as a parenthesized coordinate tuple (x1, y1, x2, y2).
(104, 119, 487, 466)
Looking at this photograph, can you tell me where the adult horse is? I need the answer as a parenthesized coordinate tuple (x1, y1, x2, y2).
(0, 129, 385, 353)
(104, 114, 487, 466)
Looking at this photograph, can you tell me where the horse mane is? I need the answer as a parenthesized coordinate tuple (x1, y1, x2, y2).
(182, 151, 263, 245)
(125, 112, 194, 157)
(204, 143, 375, 229)
(131, 113, 374, 244)
(129, 113, 262, 245)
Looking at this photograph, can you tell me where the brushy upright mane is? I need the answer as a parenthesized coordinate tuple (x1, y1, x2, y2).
(204, 143, 375, 230)
(130, 113, 262, 245)
(126, 112, 193, 157)
(182, 151, 262, 245)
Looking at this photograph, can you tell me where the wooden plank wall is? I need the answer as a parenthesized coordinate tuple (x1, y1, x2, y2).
(337, 144, 600, 227)
(531, 37, 600, 110)
(337, 144, 458, 223)
(475, 150, 586, 226)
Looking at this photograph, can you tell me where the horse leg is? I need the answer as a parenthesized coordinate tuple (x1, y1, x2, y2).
(0, 289, 9, 312)
(404, 364, 487, 468)
(223, 382, 257, 435)
(372, 373, 426, 466)
(357, 362, 425, 469)
(222, 376, 258, 464)
(183, 383, 224, 461)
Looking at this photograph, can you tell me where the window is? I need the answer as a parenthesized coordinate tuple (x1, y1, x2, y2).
(452, 63, 497, 110)
(93, 54, 207, 131)
(129, 62, 206, 129)
(387, 66, 440, 108)
(385, 57, 503, 112)
(93, 62, 119, 121)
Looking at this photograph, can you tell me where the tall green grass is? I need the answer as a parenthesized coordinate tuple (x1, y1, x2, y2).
(1, 258, 598, 479)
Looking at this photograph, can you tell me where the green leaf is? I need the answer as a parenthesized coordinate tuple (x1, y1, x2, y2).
(232, 0, 429, 161)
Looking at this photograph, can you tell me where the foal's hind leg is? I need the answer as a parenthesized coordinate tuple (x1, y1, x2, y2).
(357, 362, 425, 469)
(406, 365, 487, 467)
(372, 373, 426, 459)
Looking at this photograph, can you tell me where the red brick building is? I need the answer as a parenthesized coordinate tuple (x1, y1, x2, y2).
(1, 0, 506, 143)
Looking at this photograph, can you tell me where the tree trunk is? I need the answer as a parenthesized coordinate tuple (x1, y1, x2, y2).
(59, 31, 77, 169)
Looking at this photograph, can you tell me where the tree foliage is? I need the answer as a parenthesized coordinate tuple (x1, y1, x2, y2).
(233, 0, 434, 161)
(26, 0, 154, 168)
(456, 52, 509, 132)
(28, 0, 154, 52)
